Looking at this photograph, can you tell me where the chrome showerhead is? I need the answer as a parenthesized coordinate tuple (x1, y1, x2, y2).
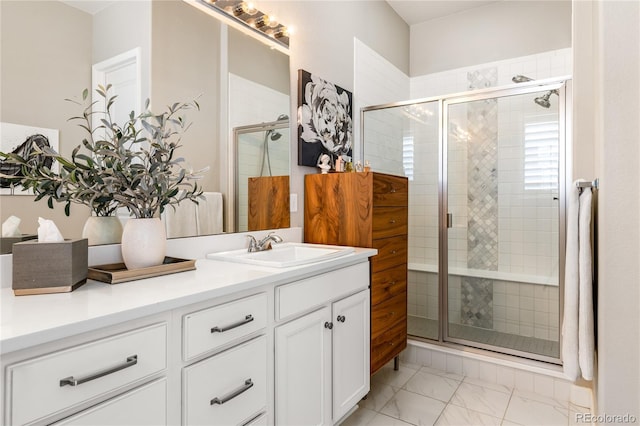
(269, 130, 282, 141)
(512, 75, 534, 83)
(535, 93, 552, 108)
(534, 89, 559, 109)
(277, 114, 289, 121)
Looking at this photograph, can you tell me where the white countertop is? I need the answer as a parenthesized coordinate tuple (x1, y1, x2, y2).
(0, 247, 376, 355)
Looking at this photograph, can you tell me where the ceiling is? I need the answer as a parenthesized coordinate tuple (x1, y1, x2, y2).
(60, 0, 115, 15)
(62, 0, 497, 24)
(386, 0, 499, 25)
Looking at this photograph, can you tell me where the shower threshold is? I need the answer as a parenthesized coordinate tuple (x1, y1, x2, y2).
(408, 315, 560, 359)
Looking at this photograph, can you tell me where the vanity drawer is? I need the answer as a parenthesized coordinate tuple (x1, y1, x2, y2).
(183, 335, 267, 426)
(184, 293, 267, 361)
(52, 379, 167, 425)
(371, 263, 407, 306)
(371, 291, 407, 339)
(372, 173, 408, 207)
(372, 207, 408, 239)
(7, 323, 167, 426)
(276, 262, 369, 321)
(371, 235, 407, 272)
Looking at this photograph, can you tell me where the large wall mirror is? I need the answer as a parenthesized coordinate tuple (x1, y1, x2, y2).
(0, 0, 290, 247)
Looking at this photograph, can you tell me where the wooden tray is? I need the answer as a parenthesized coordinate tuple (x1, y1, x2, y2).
(88, 257, 196, 284)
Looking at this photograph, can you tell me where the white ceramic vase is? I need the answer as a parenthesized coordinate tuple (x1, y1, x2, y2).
(121, 218, 166, 270)
(82, 216, 123, 246)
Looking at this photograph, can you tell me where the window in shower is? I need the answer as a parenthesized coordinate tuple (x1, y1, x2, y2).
(524, 119, 560, 191)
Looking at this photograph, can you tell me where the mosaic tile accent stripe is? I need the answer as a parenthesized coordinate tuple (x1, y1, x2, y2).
(461, 68, 498, 329)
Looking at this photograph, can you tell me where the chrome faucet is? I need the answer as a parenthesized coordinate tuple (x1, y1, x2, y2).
(247, 232, 283, 252)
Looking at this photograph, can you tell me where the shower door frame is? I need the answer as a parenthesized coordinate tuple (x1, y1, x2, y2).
(440, 80, 570, 365)
(360, 77, 571, 364)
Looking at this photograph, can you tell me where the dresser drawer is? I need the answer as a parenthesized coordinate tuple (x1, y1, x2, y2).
(371, 263, 407, 306)
(370, 318, 407, 374)
(372, 235, 407, 272)
(372, 207, 408, 239)
(371, 291, 407, 338)
(372, 173, 408, 207)
(184, 293, 267, 361)
(52, 379, 167, 425)
(183, 335, 267, 426)
(7, 323, 167, 425)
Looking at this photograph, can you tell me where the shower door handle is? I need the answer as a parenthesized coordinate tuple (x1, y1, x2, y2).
(447, 213, 453, 228)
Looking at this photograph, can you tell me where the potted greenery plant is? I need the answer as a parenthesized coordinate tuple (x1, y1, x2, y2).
(1, 85, 208, 269)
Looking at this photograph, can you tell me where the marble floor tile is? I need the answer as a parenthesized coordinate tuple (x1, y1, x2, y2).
(462, 376, 513, 394)
(368, 413, 415, 426)
(339, 407, 377, 426)
(373, 364, 419, 389)
(404, 371, 462, 402)
(360, 383, 398, 412)
(504, 393, 569, 426)
(434, 404, 502, 426)
(449, 382, 511, 418)
(420, 365, 465, 382)
(381, 389, 446, 426)
(512, 389, 568, 409)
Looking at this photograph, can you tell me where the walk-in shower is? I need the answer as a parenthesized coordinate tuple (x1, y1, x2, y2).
(233, 117, 290, 232)
(362, 78, 569, 363)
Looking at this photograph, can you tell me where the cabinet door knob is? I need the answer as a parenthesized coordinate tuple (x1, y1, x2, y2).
(324, 322, 333, 330)
(389, 219, 396, 224)
(390, 188, 397, 193)
(390, 250, 397, 254)
(337, 315, 346, 323)
(60, 355, 138, 387)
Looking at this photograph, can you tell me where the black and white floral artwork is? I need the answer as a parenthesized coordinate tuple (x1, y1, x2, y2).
(0, 122, 59, 195)
(297, 69, 353, 169)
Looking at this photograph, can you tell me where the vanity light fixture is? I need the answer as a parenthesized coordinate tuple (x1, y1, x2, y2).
(191, 0, 291, 52)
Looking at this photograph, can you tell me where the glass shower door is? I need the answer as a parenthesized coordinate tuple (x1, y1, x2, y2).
(444, 86, 564, 361)
(362, 100, 441, 340)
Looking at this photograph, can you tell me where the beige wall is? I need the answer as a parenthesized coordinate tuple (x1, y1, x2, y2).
(151, 0, 221, 192)
(0, 1, 92, 237)
(410, 0, 572, 76)
(574, 0, 640, 417)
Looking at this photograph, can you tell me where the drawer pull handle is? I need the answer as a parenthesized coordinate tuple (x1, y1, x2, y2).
(389, 219, 396, 224)
(324, 322, 333, 330)
(389, 281, 396, 286)
(59, 355, 138, 387)
(390, 250, 397, 254)
(337, 315, 346, 323)
(390, 188, 397, 193)
(211, 314, 254, 333)
(210, 379, 253, 405)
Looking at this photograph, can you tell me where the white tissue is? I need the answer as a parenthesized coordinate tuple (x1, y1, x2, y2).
(2, 215, 22, 237)
(37, 217, 64, 242)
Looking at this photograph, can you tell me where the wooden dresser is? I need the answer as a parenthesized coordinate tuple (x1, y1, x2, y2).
(304, 171, 408, 374)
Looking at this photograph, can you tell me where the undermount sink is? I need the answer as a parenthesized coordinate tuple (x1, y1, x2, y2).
(206, 242, 355, 268)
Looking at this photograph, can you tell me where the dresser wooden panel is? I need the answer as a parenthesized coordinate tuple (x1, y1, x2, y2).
(304, 171, 408, 375)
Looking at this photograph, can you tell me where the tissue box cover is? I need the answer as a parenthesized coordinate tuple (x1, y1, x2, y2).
(12, 239, 88, 296)
(0, 234, 37, 254)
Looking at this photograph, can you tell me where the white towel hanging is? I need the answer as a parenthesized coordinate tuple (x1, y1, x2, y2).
(562, 179, 595, 381)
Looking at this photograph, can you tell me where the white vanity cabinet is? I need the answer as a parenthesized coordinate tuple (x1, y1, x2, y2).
(274, 263, 370, 425)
